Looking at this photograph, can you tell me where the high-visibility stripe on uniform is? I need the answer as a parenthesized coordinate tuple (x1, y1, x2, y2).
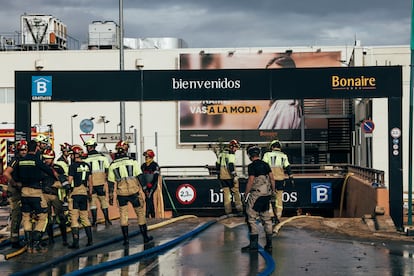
(1, 139, 6, 173)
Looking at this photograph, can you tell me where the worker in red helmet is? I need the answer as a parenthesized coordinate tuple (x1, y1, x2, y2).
(67, 145, 93, 249)
(215, 139, 243, 215)
(140, 149, 160, 218)
(3, 139, 28, 249)
(41, 149, 69, 246)
(107, 141, 153, 246)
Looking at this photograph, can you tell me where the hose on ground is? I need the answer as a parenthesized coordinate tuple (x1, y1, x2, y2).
(10, 215, 197, 276)
(273, 215, 323, 235)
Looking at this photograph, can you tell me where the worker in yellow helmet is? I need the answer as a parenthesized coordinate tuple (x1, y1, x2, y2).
(262, 140, 294, 225)
(215, 139, 243, 215)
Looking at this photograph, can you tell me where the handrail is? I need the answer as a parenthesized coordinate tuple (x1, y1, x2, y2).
(160, 164, 384, 185)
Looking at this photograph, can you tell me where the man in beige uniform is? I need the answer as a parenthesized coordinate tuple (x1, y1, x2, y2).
(84, 139, 111, 226)
(262, 140, 294, 225)
(108, 140, 153, 246)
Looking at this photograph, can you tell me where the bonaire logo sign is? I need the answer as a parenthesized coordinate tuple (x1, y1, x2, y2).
(32, 76, 52, 100)
(331, 75, 376, 91)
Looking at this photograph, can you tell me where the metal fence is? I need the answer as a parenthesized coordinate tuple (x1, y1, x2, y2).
(160, 163, 385, 185)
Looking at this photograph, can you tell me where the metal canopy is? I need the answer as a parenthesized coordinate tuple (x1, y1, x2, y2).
(14, 66, 403, 228)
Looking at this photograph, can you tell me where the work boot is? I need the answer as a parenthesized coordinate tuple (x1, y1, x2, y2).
(59, 222, 68, 246)
(102, 208, 112, 226)
(241, 234, 259, 253)
(85, 226, 93, 246)
(265, 234, 273, 252)
(25, 231, 33, 253)
(68, 227, 79, 249)
(47, 223, 55, 245)
(32, 231, 47, 253)
(121, 226, 129, 246)
(139, 224, 153, 243)
(90, 209, 98, 227)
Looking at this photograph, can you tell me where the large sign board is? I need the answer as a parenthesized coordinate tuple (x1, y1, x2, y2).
(14, 65, 403, 228)
(177, 52, 398, 144)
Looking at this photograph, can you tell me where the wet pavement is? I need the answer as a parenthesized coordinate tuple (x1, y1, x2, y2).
(1, 215, 414, 275)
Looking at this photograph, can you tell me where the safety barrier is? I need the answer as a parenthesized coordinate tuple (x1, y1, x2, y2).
(160, 164, 384, 185)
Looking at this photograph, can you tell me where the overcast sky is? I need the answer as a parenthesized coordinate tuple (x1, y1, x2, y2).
(0, 1, 411, 48)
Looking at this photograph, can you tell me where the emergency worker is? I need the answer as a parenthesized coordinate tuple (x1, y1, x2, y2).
(34, 134, 50, 156)
(242, 145, 275, 252)
(3, 140, 28, 249)
(262, 140, 294, 225)
(215, 139, 243, 215)
(67, 145, 93, 249)
(83, 139, 111, 226)
(55, 143, 71, 206)
(108, 140, 153, 246)
(41, 149, 68, 246)
(140, 149, 160, 218)
(14, 140, 57, 253)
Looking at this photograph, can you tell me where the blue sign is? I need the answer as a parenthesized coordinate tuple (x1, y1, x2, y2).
(311, 182, 332, 204)
(80, 119, 94, 133)
(32, 76, 52, 99)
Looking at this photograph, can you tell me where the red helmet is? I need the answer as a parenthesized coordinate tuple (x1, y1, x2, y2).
(16, 140, 28, 150)
(143, 149, 155, 158)
(60, 142, 71, 152)
(43, 149, 56, 159)
(229, 139, 240, 149)
(71, 145, 84, 155)
(115, 140, 129, 153)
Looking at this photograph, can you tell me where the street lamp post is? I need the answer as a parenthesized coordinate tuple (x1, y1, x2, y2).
(101, 116, 109, 133)
(71, 114, 78, 144)
(103, 120, 110, 133)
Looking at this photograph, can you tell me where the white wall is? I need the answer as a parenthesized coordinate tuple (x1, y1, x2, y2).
(0, 45, 410, 186)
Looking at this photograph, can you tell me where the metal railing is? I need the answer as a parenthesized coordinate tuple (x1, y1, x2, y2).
(160, 164, 385, 184)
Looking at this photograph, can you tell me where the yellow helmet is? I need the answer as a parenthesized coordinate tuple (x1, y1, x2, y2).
(269, 140, 282, 149)
(35, 134, 49, 144)
(84, 138, 97, 147)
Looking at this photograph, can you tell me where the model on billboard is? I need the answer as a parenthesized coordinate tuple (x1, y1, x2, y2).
(258, 53, 302, 129)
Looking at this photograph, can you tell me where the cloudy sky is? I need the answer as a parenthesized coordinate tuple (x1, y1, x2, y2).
(0, 1, 411, 48)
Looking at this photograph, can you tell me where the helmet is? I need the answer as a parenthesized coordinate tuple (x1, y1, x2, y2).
(247, 145, 261, 158)
(229, 139, 240, 149)
(43, 149, 56, 159)
(115, 140, 129, 153)
(60, 142, 71, 152)
(269, 140, 282, 150)
(35, 134, 49, 144)
(84, 138, 97, 147)
(71, 145, 84, 155)
(16, 140, 28, 150)
(143, 149, 155, 158)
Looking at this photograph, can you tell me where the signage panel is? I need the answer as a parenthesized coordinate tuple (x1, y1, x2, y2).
(96, 132, 135, 143)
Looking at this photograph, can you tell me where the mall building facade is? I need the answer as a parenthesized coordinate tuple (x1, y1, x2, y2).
(0, 43, 410, 190)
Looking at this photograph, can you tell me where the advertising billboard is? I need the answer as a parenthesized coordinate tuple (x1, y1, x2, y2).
(179, 51, 343, 144)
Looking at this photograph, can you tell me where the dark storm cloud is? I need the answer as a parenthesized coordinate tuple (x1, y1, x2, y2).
(0, 0, 410, 48)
